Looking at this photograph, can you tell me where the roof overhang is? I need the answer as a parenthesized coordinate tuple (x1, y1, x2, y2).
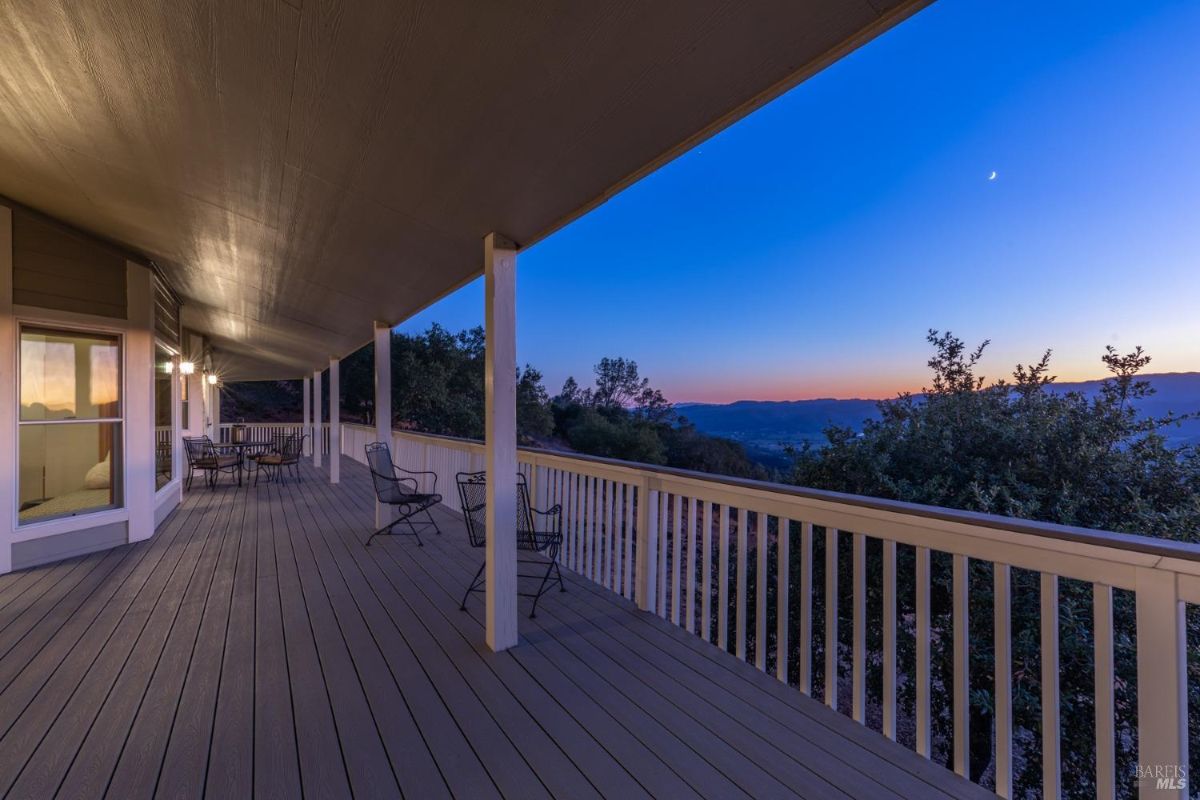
(0, 0, 931, 380)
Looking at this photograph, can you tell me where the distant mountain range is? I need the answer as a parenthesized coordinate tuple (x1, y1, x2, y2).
(678, 372, 1200, 466)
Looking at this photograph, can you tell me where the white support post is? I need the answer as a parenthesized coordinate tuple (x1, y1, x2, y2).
(1135, 567, 1188, 800)
(302, 376, 311, 457)
(0, 206, 13, 573)
(126, 263, 155, 542)
(211, 380, 221, 442)
(483, 233, 518, 652)
(373, 322, 392, 529)
(329, 357, 340, 483)
(312, 369, 322, 468)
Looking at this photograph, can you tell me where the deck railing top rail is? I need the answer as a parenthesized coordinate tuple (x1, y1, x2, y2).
(340, 422, 1200, 568)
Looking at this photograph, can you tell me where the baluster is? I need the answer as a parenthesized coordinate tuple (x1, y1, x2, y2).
(628, 482, 638, 599)
(702, 501, 714, 642)
(953, 554, 969, 777)
(1134, 566, 1186, 800)
(736, 507, 749, 661)
(572, 473, 582, 573)
(1093, 583, 1114, 800)
(686, 497, 697, 633)
(605, 479, 616, 589)
(756, 513, 768, 671)
(1041, 573, 1060, 799)
(587, 476, 598, 582)
(995, 564, 1012, 798)
(799, 522, 813, 695)
(657, 491, 668, 617)
(610, 482, 621, 594)
(776, 518, 790, 683)
(718, 505, 730, 651)
(882, 539, 896, 740)
(915, 546, 931, 758)
(852, 532, 866, 722)
(825, 528, 839, 709)
(672, 493, 683, 625)
(637, 484, 657, 613)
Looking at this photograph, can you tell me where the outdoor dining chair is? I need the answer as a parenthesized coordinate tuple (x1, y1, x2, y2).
(364, 441, 443, 545)
(456, 470, 565, 618)
(182, 436, 238, 490)
(254, 433, 306, 485)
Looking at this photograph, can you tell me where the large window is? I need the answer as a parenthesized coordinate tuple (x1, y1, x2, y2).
(155, 346, 173, 489)
(18, 327, 122, 523)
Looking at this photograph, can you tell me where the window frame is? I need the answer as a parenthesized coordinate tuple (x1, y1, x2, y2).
(154, 340, 180, 495)
(14, 318, 127, 530)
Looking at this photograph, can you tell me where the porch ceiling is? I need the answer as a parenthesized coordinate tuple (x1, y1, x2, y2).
(0, 0, 929, 380)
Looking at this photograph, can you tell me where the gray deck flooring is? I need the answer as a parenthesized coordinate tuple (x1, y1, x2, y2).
(0, 456, 993, 799)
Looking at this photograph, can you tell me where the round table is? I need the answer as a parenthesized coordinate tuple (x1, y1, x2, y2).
(214, 440, 276, 486)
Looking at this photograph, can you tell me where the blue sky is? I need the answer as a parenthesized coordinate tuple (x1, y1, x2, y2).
(399, 0, 1200, 403)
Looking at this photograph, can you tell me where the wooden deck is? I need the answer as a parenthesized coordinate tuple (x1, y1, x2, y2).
(0, 456, 992, 799)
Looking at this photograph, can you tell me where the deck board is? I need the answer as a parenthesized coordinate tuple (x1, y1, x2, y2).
(0, 456, 994, 799)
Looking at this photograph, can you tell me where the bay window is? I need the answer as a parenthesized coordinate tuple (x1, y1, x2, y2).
(18, 327, 123, 523)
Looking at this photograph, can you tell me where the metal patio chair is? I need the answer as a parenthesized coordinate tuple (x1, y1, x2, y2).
(456, 470, 565, 618)
(364, 441, 443, 546)
(183, 436, 238, 490)
(254, 433, 305, 485)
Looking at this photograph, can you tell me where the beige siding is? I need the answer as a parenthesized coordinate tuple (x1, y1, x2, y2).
(11, 209, 127, 318)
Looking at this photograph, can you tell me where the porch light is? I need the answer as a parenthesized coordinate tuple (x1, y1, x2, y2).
(179, 361, 195, 375)
(206, 373, 219, 385)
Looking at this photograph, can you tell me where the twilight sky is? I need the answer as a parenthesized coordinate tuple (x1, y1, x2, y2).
(399, 0, 1200, 404)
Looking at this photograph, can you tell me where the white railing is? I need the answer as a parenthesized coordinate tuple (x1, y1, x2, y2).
(341, 423, 1197, 799)
(218, 422, 330, 455)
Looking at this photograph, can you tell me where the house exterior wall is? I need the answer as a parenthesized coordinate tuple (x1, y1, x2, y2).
(0, 199, 181, 574)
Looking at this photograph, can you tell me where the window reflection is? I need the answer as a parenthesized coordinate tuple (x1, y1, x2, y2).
(20, 329, 120, 421)
(19, 327, 123, 524)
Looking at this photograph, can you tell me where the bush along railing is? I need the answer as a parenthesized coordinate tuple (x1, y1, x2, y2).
(218, 422, 330, 456)
(341, 423, 1197, 799)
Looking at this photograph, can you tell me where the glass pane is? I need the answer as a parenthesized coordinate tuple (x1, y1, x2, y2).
(19, 422, 123, 523)
(155, 346, 174, 488)
(20, 328, 120, 421)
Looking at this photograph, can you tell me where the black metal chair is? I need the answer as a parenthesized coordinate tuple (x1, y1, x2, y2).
(456, 470, 564, 618)
(183, 436, 238, 490)
(255, 433, 305, 484)
(364, 441, 443, 546)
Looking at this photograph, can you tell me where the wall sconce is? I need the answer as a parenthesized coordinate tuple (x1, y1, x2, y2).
(206, 373, 219, 385)
(179, 361, 196, 375)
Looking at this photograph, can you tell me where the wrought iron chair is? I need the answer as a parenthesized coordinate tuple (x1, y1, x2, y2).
(456, 470, 564, 618)
(255, 433, 305, 485)
(182, 436, 238, 490)
(364, 441, 443, 546)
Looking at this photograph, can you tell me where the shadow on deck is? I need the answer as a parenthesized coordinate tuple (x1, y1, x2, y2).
(0, 456, 991, 799)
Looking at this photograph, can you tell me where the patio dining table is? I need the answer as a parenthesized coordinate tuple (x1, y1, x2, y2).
(214, 440, 277, 486)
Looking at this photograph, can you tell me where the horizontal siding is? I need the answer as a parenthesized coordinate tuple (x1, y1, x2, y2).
(12, 210, 127, 319)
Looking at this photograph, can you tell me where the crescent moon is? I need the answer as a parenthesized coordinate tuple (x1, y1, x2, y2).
(987, 171, 997, 181)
